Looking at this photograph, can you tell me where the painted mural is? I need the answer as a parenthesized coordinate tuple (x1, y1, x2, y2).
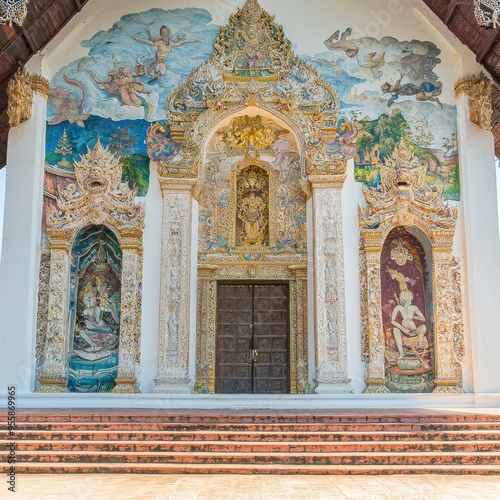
(38, 7, 220, 379)
(198, 115, 306, 257)
(68, 226, 122, 393)
(45, 7, 220, 198)
(305, 30, 460, 200)
(381, 228, 434, 393)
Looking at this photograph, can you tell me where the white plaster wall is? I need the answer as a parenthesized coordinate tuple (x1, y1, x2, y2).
(137, 164, 163, 392)
(0, 168, 6, 264)
(0, 93, 47, 396)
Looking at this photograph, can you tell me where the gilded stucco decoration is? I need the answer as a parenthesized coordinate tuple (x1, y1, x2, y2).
(200, 116, 305, 256)
(153, 179, 196, 393)
(235, 164, 270, 247)
(455, 72, 493, 131)
(7, 70, 50, 128)
(36, 140, 144, 393)
(158, 0, 353, 394)
(359, 139, 465, 394)
(194, 112, 310, 394)
(161, 0, 357, 178)
(359, 140, 457, 231)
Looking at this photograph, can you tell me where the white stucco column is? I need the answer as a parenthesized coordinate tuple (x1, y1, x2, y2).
(152, 178, 196, 393)
(310, 175, 352, 394)
(456, 90, 500, 393)
(35, 230, 72, 392)
(112, 229, 143, 394)
(0, 79, 49, 395)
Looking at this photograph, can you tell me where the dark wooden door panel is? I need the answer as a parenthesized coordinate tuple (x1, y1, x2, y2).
(216, 283, 289, 395)
(216, 285, 252, 394)
(253, 284, 289, 394)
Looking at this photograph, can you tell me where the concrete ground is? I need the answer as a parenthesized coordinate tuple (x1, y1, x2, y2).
(8, 474, 500, 500)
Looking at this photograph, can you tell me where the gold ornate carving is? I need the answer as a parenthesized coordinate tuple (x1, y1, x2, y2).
(236, 165, 269, 246)
(455, 72, 493, 131)
(7, 69, 33, 128)
(30, 75, 50, 98)
(310, 176, 352, 393)
(390, 237, 413, 266)
(7, 70, 50, 128)
(226, 154, 279, 252)
(359, 140, 465, 394)
(359, 140, 457, 233)
(153, 179, 197, 394)
(47, 139, 144, 233)
(213, 0, 294, 81)
(220, 115, 285, 150)
(162, 0, 356, 178)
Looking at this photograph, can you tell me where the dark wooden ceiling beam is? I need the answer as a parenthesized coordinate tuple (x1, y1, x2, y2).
(477, 30, 499, 64)
(21, 28, 37, 53)
(74, 0, 82, 11)
(0, 0, 71, 89)
(445, 0, 459, 25)
(0, 0, 59, 66)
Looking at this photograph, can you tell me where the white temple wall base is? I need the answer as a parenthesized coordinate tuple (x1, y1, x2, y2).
(11, 393, 500, 410)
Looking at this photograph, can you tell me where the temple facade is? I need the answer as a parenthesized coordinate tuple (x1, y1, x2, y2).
(1, 0, 500, 407)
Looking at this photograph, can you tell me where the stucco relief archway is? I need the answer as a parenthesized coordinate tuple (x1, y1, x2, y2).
(35, 140, 144, 394)
(359, 141, 465, 394)
(151, 0, 358, 394)
(194, 110, 309, 394)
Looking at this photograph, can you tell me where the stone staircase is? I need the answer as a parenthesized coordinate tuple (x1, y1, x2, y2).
(2, 410, 500, 474)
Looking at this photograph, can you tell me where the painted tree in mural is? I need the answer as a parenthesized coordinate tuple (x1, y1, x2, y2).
(54, 128, 73, 167)
(108, 124, 142, 191)
(411, 117, 435, 147)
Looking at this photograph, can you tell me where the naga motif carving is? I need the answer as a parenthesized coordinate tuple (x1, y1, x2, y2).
(162, 0, 357, 178)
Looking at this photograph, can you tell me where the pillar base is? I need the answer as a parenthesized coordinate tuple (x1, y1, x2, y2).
(363, 380, 390, 394)
(112, 379, 140, 394)
(34, 379, 70, 393)
(151, 379, 191, 394)
(314, 379, 352, 394)
(433, 380, 464, 394)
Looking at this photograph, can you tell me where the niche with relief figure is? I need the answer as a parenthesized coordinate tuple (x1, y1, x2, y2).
(381, 227, 434, 393)
(235, 165, 270, 248)
(68, 226, 122, 393)
(359, 140, 465, 394)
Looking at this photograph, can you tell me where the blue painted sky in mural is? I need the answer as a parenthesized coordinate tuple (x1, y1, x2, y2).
(47, 8, 219, 123)
(46, 116, 149, 159)
(305, 31, 456, 153)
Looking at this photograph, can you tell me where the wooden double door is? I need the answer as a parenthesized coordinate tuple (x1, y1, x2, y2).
(216, 283, 289, 394)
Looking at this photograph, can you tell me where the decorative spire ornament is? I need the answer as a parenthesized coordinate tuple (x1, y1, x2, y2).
(0, 0, 29, 27)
